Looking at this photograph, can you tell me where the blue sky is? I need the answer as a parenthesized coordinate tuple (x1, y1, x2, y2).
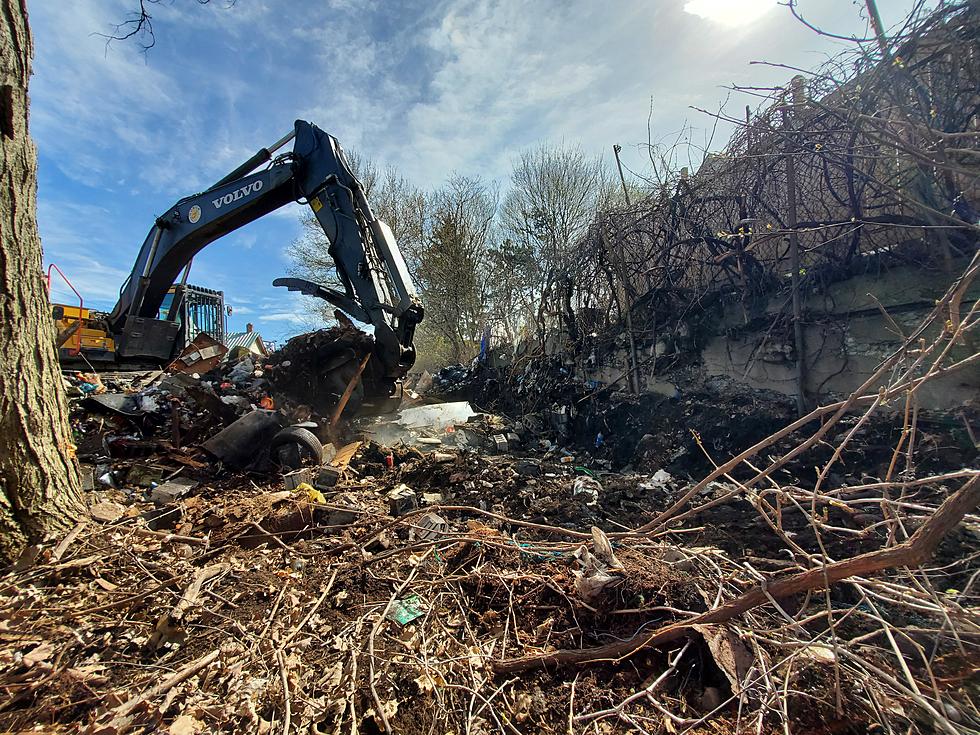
(31, 0, 917, 343)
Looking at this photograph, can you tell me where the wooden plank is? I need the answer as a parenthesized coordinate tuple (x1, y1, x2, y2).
(330, 441, 363, 471)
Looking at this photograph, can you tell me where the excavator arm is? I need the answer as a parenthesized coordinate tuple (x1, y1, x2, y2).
(107, 120, 422, 390)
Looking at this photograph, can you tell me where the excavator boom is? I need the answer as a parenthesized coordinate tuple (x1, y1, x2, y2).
(106, 120, 422, 392)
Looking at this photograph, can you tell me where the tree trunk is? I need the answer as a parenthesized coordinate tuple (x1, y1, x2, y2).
(0, 0, 83, 562)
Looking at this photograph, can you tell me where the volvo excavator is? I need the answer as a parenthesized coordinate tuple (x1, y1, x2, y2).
(61, 120, 423, 403)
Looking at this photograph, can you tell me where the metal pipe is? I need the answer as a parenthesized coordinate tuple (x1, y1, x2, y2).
(268, 129, 297, 154)
(47, 263, 84, 356)
(141, 227, 163, 280)
(864, 0, 889, 55)
(210, 129, 296, 190)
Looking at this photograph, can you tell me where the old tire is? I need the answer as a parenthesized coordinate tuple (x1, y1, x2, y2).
(270, 426, 324, 468)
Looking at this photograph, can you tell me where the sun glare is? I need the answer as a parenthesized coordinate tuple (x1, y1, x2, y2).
(683, 0, 779, 27)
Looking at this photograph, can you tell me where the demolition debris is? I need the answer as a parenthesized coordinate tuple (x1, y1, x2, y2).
(0, 283, 978, 734)
(4, 3, 979, 733)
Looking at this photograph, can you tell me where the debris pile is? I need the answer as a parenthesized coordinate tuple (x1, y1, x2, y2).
(1, 425, 976, 734)
(266, 325, 374, 416)
(431, 360, 804, 473)
(1, 253, 977, 734)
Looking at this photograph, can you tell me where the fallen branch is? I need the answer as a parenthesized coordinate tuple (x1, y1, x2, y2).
(90, 649, 221, 734)
(171, 563, 228, 622)
(493, 476, 978, 674)
(278, 568, 338, 651)
(69, 573, 184, 617)
(50, 521, 87, 562)
(133, 527, 209, 546)
(276, 648, 291, 735)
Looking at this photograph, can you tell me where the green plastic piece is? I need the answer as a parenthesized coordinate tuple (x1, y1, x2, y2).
(386, 594, 426, 625)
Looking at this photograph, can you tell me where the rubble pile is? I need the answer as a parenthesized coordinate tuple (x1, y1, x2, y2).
(433, 361, 800, 473)
(0, 337, 977, 734)
(266, 325, 375, 416)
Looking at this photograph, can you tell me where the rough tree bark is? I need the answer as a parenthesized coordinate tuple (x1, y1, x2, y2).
(0, 0, 83, 562)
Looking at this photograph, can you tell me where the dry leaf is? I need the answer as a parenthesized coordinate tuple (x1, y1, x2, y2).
(169, 714, 204, 735)
(693, 624, 754, 693)
(364, 699, 398, 724)
(513, 691, 533, 722)
(465, 520, 499, 537)
(147, 613, 187, 650)
(324, 662, 344, 688)
(23, 641, 56, 667)
(413, 670, 446, 693)
(590, 526, 623, 570)
(800, 644, 836, 663)
(64, 667, 109, 685)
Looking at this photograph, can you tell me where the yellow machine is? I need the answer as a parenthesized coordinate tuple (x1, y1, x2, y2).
(52, 304, 115, 360)
(49, 277, 225, 366)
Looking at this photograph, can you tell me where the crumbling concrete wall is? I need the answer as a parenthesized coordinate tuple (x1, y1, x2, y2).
(579, 258, 980, 411)
(705, 259, 979, 410)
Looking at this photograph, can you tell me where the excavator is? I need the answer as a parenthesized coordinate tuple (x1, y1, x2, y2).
(56, 120, 423, 404)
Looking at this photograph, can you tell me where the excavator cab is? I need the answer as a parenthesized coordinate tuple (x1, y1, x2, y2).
(158, 284, 226, 352)
(48, 266, 225, 366)
(51, 303, 116, 361)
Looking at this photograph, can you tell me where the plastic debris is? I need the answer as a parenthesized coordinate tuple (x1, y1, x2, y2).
(571, 476, 602, 505)
(411, 512, 449, 541)
(385, 594, 426, 625)
(388, 484, 418, 516)
(283, 467, 313, 491)
(294, 482, 326, 505)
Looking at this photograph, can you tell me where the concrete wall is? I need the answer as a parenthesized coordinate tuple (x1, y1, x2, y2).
(580, 258, 980, 410)
(701, 312, 978, 410)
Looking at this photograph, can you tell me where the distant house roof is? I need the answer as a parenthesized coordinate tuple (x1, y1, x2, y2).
(224, 331, 269, 356)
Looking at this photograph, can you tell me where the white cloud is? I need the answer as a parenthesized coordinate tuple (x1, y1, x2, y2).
(339, 0, 871, 187)
(388, 1, 608, 184)
(45, 253, 131, 308)
(38, 200, 135, 307)
(30, 0, 923, 345)
(255, 308, 324, 342)
(259, 311, 306, 323)
(30, 1, 180, 187)
(28, 0, 300, 197)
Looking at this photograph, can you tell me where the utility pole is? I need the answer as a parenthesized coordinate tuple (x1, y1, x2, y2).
(783, 77, 808, 417)
(610, 144, 638, 393)
(612, 144, 631, 206)
(602, 227, 641, 395)
(864, 0, 888, 54)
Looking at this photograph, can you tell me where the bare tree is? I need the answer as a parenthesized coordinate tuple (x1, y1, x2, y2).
(484, 237, 538, 344)
(416, 175, 498, 365)
(287, 160, 425, 324)
(501, 144, 614, 347)
(102, 0, 235, 50)
(285, 156, 502, 369)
